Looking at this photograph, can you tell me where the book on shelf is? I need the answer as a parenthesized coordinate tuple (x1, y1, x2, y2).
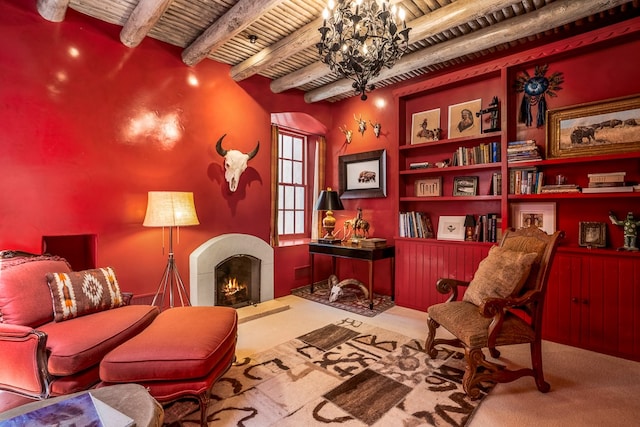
(509, 168, 543, 195)
(588, 181, 626, 188)
(0, 392, 135, 427)
(581, 186, 634, 194)
(507, 140, 542, 163)
(399, 211, 433, 238)
(587, 171, 626, 182)
(360, 238, 387, 248)
(473, 213, 500, 243)
(450, 142, 500, 166)
(540, 184, 581, 193)
(492, 172, 502, 195)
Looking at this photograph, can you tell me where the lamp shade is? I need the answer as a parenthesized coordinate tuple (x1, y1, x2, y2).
(143, 191, 200, 227)
(315, 189, 344, 211)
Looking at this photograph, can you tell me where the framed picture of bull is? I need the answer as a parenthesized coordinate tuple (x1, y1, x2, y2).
(338, 149, 387, 199)
(547, 94, 640, 159)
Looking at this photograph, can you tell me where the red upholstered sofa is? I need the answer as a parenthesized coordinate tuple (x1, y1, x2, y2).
(0, 251, 159, 400)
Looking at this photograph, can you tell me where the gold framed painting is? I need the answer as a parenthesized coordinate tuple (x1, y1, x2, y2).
(546, 94, 640, 159)
(448, 99, 482, 139)
(411, 108, 441, 144)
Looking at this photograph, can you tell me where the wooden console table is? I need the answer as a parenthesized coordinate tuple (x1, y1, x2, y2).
(309, 241, 395, 309)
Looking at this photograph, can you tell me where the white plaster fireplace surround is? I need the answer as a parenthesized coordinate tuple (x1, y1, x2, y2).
(189, 234, 274, 306)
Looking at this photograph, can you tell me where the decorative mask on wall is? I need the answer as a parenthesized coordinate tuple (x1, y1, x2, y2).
(215, 134, 259, 192)
(514, 64, 564, 128)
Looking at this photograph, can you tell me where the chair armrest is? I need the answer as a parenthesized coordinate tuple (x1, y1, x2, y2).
(436, 278, 470, 302)
(479, 290, 542, 317)
(0, 324, 51, 398)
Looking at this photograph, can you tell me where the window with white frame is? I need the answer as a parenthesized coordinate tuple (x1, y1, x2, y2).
(278, 131, 309, 238)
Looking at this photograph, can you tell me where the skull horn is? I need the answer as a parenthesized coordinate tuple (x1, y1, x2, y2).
(247, 142, 260, 160)
(215, 134, 228, 157)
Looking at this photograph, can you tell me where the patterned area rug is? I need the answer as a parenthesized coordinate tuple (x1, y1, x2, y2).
(291, 282, 395, 317)
(166, 318, 492, 426)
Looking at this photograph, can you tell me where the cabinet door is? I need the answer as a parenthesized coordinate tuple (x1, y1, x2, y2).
(395, 240, 489, 311)
(544, 251, 640, 361)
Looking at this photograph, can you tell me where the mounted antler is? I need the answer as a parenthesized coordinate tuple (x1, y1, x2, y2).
(354, 114, 367, 136)
(338, 125, 353, 144)
(369, 120, 381, 138)
(215, 134, 260, 192)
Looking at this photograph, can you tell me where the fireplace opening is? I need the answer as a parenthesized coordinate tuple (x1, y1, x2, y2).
(215, 254, 261, 308)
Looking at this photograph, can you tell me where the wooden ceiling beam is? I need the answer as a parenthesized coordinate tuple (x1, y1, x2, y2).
(182, 0, 288, 67)
(302, 0, 630, 102)
(270, 0, 521, 94)
(36, 0, 69, 22)
(120, 0, 175, 48)
(230, 16, 323, 82)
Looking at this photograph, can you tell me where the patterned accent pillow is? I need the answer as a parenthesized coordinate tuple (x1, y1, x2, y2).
(46, 267, 125, 322)
(462, 246, 538, 307)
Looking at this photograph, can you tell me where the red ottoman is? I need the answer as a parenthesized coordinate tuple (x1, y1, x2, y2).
(99, 306, 237, 426)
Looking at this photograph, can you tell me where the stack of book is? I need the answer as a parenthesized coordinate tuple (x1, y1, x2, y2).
(582, 172, 633, 193)
(507, 140, 542, 163)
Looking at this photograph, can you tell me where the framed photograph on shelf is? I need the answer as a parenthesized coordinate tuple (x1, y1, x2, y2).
(547, 94, 640, 159)
(338, 149, 387, 199)
(510, 202, 556, 235)
(411, 108, 441, 144)
(448, 99, 482, 139)
(578, 222, 607, 248)
(453, 176, 478, 196)
(437, 215, 466, 241)
(415, 177, 442, 197)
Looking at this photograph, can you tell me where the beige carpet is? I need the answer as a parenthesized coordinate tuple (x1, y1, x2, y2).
(171, 318, 491, 426)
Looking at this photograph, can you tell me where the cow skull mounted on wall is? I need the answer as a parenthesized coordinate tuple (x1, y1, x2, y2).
(215, 134, 260, 192)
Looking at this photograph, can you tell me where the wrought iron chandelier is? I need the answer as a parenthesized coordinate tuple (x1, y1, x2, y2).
(317, 0, 411, 101)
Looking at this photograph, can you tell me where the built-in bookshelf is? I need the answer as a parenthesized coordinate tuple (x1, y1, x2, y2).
(392, 19, 640, 361)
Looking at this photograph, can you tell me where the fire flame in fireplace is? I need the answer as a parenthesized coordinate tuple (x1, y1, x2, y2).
(223, 277, 246, 296)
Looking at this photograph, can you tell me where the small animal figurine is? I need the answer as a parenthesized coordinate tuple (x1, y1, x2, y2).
(370, 120, 382, 138)
(339, 125, 353, 144)
(354, 114, 367, 136)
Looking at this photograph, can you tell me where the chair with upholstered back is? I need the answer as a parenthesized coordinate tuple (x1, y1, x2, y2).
(425, 225, 564, 398)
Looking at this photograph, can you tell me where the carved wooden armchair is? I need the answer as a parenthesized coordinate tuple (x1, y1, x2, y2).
(425, 225, 564, 398)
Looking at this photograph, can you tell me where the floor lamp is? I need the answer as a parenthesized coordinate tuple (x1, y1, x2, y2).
(143, 191, 199, 309)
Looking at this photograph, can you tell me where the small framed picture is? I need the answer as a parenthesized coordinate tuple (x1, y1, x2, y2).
(411, 108, 441, 144)
(579, 222, 607, 248)
(437, 215, 466, 241)
(448, 99, 482, 139)
(453, 176, 478, 196)
(415, 177, 442, 197)
(510, 202, 556, 235)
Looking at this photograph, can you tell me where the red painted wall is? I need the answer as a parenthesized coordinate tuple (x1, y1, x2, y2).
(0, 2, 331, 297)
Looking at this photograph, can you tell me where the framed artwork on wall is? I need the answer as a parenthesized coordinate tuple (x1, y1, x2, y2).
(415, 177, 442, 197)
(448, 99, 482, 139)
(338, 149, 387, 199)
(452, 176, 478, 196)
(411, 108, 441, 144)
(510, 202, 556, 235)
(437, 216, 466, 241)
(578, 222, 607, 248)
(547, 94, 640, 159)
